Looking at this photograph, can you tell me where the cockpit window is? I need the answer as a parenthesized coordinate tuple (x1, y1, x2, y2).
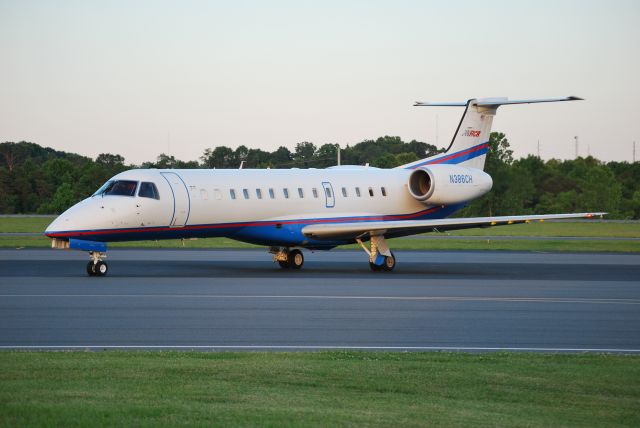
(93, 180, 138, 197)
(93, 181, 113, 196)
(138, 182, 160, 200)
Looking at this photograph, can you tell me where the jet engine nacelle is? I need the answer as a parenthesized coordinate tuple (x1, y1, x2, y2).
(407, 164, 493, 205)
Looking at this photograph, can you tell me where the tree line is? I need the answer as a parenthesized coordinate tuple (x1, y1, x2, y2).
(0, 135, 638, 218)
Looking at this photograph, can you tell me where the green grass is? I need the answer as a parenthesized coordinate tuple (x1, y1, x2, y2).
(5, 216, 639, 237)
(347, 238, 640, 252)
(0, 351, 638, 427)
(0, 216, 55, 233)
(448, 221, 640, 238)
(1, 217, 638, 252)
(2, 235, 638, 252)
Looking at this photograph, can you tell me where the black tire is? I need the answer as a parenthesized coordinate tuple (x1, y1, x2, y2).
(369, 261, 382, 272)
(278, 260, 290, 269)
(86, 261, 96, 276)
(94, 261, 108, 276)
(382, 252, 396, 272)
(289, 249, 304, 269)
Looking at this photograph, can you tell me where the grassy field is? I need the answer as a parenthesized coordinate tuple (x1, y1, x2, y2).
(1, 216, 639, 252)
(447, 221, 640, 238)
(4, 236, 639, 252)
(0, 217, 54, 233)
(1, 351, 638, 427)
(3, 216, 640, 237)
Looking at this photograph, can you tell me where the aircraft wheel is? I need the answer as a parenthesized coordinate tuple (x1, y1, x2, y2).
(382, 252, 396, 272)
(94, 261, 108, 276)
(86, 262, 96, 276)
(278, 260, 290, 269)
(289, 249, 304, 269)
(369, 262, 382, 272)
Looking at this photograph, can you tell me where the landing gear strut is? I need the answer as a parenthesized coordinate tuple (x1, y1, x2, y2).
(358, 235, 396, 272)
(270, 247, 304, 270)
(86, 251, 108, 276)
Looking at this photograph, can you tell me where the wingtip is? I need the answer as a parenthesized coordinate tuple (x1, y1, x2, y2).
(585, 212, 607, 219)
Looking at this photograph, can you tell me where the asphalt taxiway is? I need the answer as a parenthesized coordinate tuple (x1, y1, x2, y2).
(0, 249, 639, 352)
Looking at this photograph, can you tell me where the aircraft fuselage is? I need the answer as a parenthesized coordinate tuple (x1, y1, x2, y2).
(45, 166, 462, 249)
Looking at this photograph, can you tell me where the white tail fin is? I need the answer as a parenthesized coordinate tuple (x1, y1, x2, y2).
(400, 96, 582, 170)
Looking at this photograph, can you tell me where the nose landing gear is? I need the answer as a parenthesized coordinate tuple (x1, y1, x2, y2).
(86, 252, 108, 276)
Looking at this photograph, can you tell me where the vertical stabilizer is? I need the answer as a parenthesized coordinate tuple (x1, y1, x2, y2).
(441, 99, 495, 170)
(399, 96, 582, 170)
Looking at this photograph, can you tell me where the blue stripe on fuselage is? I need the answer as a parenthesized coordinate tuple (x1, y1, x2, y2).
(45, 203, 467, 248)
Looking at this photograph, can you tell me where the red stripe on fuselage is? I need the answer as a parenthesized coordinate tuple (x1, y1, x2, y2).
(45, 206, 443, 238)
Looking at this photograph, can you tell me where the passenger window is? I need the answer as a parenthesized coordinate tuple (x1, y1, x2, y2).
(138, 182, 159, 200)
(341, 187, 348, 197)
(243, 189, 250, 199)
(214, 189, 222, 200)
(325, 187, 332, 198)
(355, 187, 361, 197)
(230, 189, 236, 200)
(269, 188, 275, 199)
(283, 188, 289, 199)
(298, 188, 304, 198)
(381, 187, 387, 197)
(368, 187, 374, 197)
(256, 189, 263, 199)
(312, 188, 318, 198)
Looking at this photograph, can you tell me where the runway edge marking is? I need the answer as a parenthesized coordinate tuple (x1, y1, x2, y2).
(2, 294, 640, 305)
(1, 345, 640, 353)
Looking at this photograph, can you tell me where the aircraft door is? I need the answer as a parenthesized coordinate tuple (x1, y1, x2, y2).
(322, 182, 335, 208)
(160, 172, 190, 227)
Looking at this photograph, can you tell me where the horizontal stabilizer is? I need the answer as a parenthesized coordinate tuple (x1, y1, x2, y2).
(414, 96, 583, 107)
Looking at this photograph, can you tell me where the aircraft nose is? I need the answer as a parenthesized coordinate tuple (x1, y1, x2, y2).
(43, 198, 98, 238)
(44, 215, 70, 238)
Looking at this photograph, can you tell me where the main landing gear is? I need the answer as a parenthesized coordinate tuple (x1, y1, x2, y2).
(269, 236, 396, 272)
(271, 247, 304, 269)
(86, 251, 108, 276)
(357, 234, 396, 272)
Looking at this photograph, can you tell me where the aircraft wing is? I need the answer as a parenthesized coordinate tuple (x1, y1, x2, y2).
(301, 212, 606, 240)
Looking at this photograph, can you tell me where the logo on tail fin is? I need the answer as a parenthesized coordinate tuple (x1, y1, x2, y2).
(462, 128, 481, 137)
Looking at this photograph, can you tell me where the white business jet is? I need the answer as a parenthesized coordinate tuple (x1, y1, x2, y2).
(45, 96, 603, 276)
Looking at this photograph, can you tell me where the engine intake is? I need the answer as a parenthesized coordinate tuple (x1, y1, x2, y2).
(408, 168, 434, 201)
(407, 164, 492, 205)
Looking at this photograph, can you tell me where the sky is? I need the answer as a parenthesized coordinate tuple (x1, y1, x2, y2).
(1, 0, 639, 165)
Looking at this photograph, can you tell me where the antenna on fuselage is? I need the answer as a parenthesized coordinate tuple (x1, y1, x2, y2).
(239, 161, 245, 169)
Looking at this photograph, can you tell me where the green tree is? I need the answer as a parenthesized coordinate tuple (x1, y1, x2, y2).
(234, 145, 249, 166)
(459, 132, 517, 216)
(246, 148, 271, 168)
(294, 142, 317, 166)
(372, 153, 398, 168)
(314, 144, 339, 168)
(484, 132, 513, 173)
(271, 146, 293, 167)
(95, 153, 125, 168)
(2, 138, 639, 218)
(40, 183, 76, 214)
(201, 146, 234, 168)
(395, 152, 419, 165)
